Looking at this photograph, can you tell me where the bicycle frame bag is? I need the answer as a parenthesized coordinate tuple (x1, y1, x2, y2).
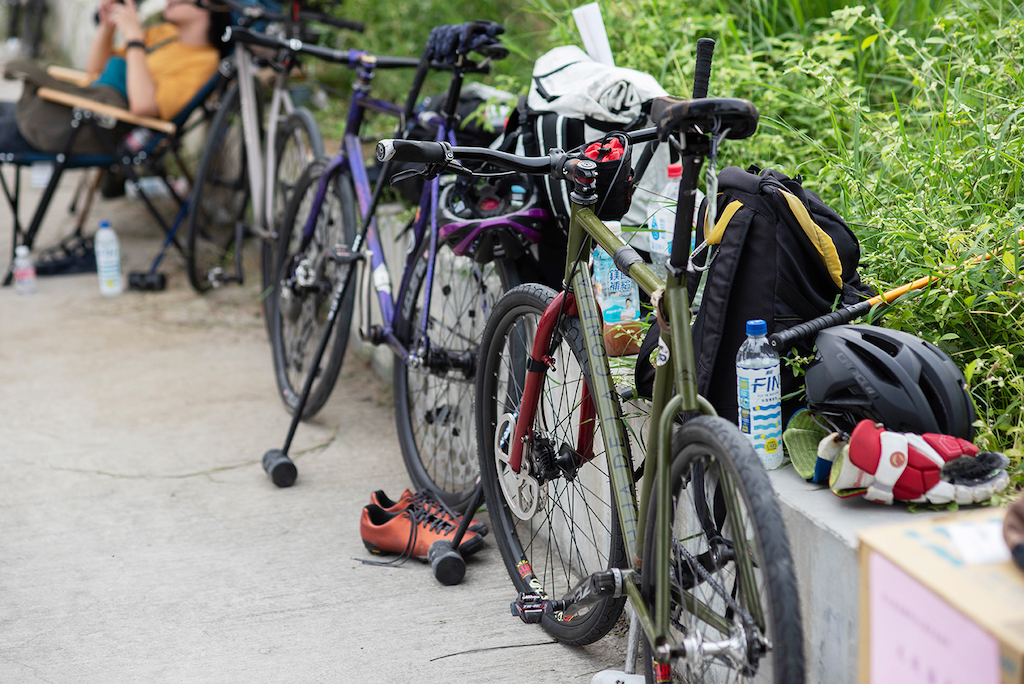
(512, 46, 669, 235)
(635, 166, 874, 425)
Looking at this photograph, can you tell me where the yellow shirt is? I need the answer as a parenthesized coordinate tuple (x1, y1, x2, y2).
(116, 23, 219, 120)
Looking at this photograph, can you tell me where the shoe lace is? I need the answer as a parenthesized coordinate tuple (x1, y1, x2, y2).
(407, 489, 463, 526)
(355, 504, 458, 568)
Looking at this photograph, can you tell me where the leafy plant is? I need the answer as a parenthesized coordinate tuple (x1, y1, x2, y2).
(532, 0, 1024, 475)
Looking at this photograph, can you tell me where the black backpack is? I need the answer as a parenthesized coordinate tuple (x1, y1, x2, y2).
(635, 166, 874, 424)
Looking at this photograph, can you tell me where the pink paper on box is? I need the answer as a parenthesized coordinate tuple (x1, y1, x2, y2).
(869, 552, 999, 683)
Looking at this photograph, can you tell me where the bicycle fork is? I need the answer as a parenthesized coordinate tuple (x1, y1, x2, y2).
(507, 274, 641, 612)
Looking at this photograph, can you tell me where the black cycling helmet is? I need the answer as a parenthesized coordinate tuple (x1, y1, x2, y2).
(804, 324, 976, 440)
(436, 174, 548, 262)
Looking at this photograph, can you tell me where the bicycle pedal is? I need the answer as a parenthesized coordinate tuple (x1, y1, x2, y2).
(510, 592, 548, 624)
(327, 246, 363, 265)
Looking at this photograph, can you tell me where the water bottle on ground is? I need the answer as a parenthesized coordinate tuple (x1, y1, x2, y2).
(13, 245, 36, 295)
(736, 319, 784, 469)
(648, 162, 682, 280)
(95, 220, 123, 296)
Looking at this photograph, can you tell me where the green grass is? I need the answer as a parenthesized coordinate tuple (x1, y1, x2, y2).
(584, 0, 1023, 477)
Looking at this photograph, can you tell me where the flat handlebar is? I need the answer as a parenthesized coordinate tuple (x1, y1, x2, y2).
(376, 127, 660, 178)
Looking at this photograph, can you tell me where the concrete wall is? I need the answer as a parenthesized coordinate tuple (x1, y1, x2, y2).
(348, 203, 406, 378)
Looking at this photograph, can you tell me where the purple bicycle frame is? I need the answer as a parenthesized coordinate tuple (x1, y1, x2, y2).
(292, 78, 454, 363)
(292, 58, 539, 365)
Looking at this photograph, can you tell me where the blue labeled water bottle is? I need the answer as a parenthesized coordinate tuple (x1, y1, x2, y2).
(736, 319, 784, 469)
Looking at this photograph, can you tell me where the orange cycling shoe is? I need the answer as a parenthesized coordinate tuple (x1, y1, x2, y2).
(370, 488, 488, 536)
(360, 503, 484, 561)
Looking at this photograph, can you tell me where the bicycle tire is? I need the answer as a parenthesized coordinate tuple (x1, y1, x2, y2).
(262, 107, 324, 313)
(185, 82, 253, 293)
(269, 159, 357, 418)
(393, 238, 519, 510)
(641, 415, 804, 683)
(476, 282, 628, 645)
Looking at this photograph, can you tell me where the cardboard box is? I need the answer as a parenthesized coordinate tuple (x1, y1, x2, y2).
(858, 507, 1024, 684)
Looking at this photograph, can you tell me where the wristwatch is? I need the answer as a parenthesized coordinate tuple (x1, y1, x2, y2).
(125, 40, 147, 52)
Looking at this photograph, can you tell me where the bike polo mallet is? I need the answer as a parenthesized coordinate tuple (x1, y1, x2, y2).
(769, 238, 1024, 351)
(261, 42, 449, 488)
(262, 142, 415, 487)
(425, 480, 486, 586)
(260, 243, 364, 487)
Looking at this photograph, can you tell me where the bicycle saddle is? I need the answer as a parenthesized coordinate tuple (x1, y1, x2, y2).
(650, 96, 759, 141)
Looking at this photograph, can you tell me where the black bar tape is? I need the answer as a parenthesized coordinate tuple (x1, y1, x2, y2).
(227, 27, 351, 65)
(768, 302, 870, 350)
(375, 56, 426, 69)
(613, 245, 644, 276)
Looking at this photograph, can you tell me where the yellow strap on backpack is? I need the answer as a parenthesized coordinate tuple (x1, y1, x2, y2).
(778, 190, 844, 288)
(705, 193, 844, 289)
(705, 200, 743, 246)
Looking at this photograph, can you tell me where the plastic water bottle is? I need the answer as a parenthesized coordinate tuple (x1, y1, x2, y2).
(13, 245, 36, 295)
(648, 162, 681, 280)
(95, 220, 123, 296)
(593, 246, 640, 323)
(593, 245, 641, 356)
(736, 319, 783, 469)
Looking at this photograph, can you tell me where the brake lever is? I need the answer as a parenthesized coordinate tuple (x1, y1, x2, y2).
(389, 168, 431, 186)
(446, 160, 473, 177)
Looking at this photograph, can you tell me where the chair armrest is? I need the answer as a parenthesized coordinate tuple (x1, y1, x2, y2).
(36, 87, 176, 135)
(46, 66, 96, 87)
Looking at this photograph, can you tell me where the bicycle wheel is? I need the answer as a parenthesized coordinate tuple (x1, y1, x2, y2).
(476, 282, 628, 645)
(393, 238, 519, 509)
(262, 107, 324, 309)
(641, 416, 804, 683)
(269, 159, 357, 418)
(186, 82, 253, 293)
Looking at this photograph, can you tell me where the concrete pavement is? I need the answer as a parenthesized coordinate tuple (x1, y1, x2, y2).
(0, 84, 626, 682)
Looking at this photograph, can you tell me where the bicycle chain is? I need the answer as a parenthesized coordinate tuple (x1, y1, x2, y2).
(673, 537, 758, 632)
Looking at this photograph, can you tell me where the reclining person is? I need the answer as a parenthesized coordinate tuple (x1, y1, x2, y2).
(0, 0, 231, 154)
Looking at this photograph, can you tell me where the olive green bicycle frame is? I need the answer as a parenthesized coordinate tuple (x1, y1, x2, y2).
(561, 201, 764, 660)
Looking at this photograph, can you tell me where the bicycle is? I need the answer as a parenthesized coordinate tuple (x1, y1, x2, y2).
(261, 23, 549, 508)
(377, 39, 805, 682)
(184, 0, 364, 294)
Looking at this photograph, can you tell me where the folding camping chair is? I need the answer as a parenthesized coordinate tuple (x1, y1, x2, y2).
(0, 64, 229, 289)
